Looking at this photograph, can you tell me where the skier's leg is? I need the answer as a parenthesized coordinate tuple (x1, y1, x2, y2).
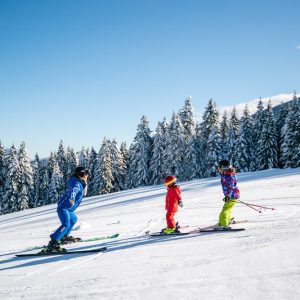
(218, 201, 236, 226)
(166, 211, 176, 228)
(63, 211, 78, 236)
(50, 209, 71, 242)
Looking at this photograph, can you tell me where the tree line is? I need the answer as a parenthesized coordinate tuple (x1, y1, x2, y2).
(0, 93, 299, 215)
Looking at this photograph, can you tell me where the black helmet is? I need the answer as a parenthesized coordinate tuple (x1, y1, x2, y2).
(73, 166, 89, 177)
(218, 160, 231, 169)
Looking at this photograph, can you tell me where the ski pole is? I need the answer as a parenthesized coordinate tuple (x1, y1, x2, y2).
(234, 200, 263, 213)
(238, 200, 276, 211)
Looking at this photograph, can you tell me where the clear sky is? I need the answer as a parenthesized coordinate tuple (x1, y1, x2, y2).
(0, 0, 299, 158)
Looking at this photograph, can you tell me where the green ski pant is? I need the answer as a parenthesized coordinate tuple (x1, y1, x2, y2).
(218, 200, 236, 226)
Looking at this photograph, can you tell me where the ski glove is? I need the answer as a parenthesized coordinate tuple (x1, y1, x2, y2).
(223, 196, 231, 203)
(178, 200, 183, 208)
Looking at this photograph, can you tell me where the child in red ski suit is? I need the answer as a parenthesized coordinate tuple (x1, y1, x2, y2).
(163, 175, 183, 234)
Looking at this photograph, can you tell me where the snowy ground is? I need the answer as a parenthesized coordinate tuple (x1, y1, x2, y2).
(0, 168, 300, 300)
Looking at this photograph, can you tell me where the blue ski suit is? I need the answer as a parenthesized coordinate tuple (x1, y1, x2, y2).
(50, 176, 87, 242)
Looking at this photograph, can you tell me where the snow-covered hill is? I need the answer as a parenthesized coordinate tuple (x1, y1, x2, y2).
(219, 92, 300, 116)
(1, 168, 300, 300)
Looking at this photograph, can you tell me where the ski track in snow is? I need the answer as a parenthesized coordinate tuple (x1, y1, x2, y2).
(134, 216, 164, 236)
(51, 251, 105, 275)
(10, 250, 106, 281)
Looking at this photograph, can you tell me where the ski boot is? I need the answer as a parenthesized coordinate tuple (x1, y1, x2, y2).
(163, 227, 176, 234)
(61, 235, 82, 245)
(41, 239, 67, 254)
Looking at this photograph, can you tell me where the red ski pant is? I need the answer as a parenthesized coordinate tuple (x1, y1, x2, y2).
(166, 211, 176, 228)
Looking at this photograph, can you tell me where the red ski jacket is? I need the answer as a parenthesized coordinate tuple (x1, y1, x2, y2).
(165, 185, 182, 212)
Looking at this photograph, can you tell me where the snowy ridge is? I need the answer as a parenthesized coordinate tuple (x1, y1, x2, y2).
(219, 92, 299, 116)
(1, 168, 300, 300)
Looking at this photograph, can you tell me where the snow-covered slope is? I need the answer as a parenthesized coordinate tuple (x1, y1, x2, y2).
(219, 92, 299, 116)
(1, 168, 300, 300)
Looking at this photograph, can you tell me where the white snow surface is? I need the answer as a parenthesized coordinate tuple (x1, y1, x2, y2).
(1, 168, 300, 300)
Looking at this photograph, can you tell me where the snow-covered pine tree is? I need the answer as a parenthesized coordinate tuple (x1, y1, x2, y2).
(38, 158, 50, 206)
(179, 96, 197, 181)
(56, 140, 68, 187)
(198, 99, 220, 175)
(290, 93, 300, 167)
(93, 138, 114, 194)
(47, 152, 65, 203)
(256, 100, 278, 170)
(126, 143, 136, 189)
(275, 102, 290, 168)
(292, 110, 300, 167)
(164, 112, 185, 179)
(127, 116, 153, 188)
(205, 124, 221, 177)
(119, 142, 129, 190)
(281, 95, 300, 168)
(194, 122, 204, 178)
(79, 147, 89, 168)
(18, 142, 34, 208)
(220, 110, 229, 159)
(48, 159, 64, 204)
(48, 152, 57, 183)
(252, 98, 265, 170)
(158, 118, 170, 180)
(238, 105, 255, 172)
(149, 121, 169, 185)
(179, 96, 196, 137)
(0, 141, 5, 207)
(2, 145, 26, 213)
(183, 134, 199, 180)
(87, 147, 98, 196)
(109, 139, 123, 192)
(32, 153, 42, 207)
(226, 107, 240, 169)
(66, 147, 79, 178)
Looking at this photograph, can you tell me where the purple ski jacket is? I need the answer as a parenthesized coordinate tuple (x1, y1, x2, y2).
(220, 169, 240, 199)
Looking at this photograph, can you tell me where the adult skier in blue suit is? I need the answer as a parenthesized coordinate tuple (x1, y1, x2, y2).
(44, 166, 89, 253)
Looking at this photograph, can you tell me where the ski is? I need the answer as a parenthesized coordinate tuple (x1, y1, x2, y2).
(148, 223, 247, 236)
(149, 232, 191, 237)
(23, 233, 119, 252)
(72, 233, 119, 243)
(16, 247, 107, 257)
(200, 228, 245, 233)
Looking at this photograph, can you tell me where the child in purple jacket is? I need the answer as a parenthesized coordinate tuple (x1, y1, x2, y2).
(215, 160, 240, 230)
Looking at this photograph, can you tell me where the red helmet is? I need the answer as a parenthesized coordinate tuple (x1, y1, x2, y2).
(163, 175, 177, 186)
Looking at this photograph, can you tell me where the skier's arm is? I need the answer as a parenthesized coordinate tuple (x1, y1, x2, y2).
(67, 185, 80, 207)
(175, 187, 182, 201)
(175, 188, 183, 207)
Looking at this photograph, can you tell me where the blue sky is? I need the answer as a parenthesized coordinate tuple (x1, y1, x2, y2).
(0, 0, 299, 158)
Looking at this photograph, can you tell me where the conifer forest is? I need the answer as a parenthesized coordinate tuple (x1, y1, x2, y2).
(0, 93, 299, 215)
